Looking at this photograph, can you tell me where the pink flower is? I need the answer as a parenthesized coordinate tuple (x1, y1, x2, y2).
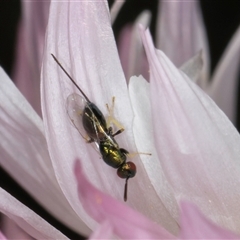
(0, 175, 66, 239)
(0, 231, 7, 240)
(74, 159, 240, 239)
(0, 0, 240, 239)
(12, 1, 50, 117)
(118, 1, 240, 124)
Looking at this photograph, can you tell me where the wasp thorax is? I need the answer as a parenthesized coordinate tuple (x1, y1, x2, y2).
(117, 161, 136, 179)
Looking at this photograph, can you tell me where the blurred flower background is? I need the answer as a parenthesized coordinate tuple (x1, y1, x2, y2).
(0, 0, 239, 239)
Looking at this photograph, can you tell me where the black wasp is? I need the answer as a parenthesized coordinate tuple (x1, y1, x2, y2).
(51, 54, 136, 201)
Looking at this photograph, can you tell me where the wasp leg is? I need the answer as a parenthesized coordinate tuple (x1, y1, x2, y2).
(120, 148, 129, 155)
(106, 96, 115, 114)
(120, 145, 151, 158)
(112, 128, 124, 137)
(106, 96, 125, 134)
(127, 152, 152, 158)
(86, 137, 94, 143)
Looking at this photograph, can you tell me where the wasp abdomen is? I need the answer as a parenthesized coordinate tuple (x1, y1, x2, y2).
(82, 103, 107, 140)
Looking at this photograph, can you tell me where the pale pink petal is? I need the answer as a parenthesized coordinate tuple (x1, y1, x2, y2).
(118, 11, 151, 81)
(0, 231, 7, 240)
(13, 1, 50, 116)
(0, 67, 89, 234)
(42, 2, 189, 234)
(207, 26, 240, 124)
(157, 0, 209, 87)
(41, 0, 166, 232)
(88, 220, 113, 240)
(74, 160, 176, 239)
(0, 188, 67, 239)
(110, 0, 125, 24)
(180, 202, 240, 239)
(141, 27, 240, 234)
(1, 216, 34, 240)
(118, 24, 133, 79)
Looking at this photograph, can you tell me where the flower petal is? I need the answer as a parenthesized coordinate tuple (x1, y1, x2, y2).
(118, 11, 151, 81)
(179, 201, 240, 239)
(141, 27, 240, 234)
(157, 0, 209, 87)
(2, 215, 37, 239)
(41, 0, 135, 231)
(13, 1, 50, 116)
(74, 160, 176, 239)
(180, 50, 203, 83)
(0, 67, 88, 234)
(128, 75, 179, 234)
(88, 220, 113, 240)
(0, 231, 7, 240)
(207, 25, 240, 124)
(0, 188, 67, 239)
(110, 0, 125, 24)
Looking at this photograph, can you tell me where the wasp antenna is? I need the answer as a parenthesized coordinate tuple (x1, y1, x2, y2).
(124, 177, 129, 202)
(51, 53, 91, 102)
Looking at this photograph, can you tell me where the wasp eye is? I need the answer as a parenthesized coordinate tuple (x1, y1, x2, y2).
(117, 162, 136, 179)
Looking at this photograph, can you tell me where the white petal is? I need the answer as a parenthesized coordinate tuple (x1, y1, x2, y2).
(207, 26, 240, 124)
(180, 50, 203, 83)
(141, 28, 240, 234)
(0, 67, 88, 235)
(157, 0, 209, 87)
(179, 201, 240, 239)
(41, 0, 135, 231)
(0, 188, 67, 239)
(129, 75, 179, 234)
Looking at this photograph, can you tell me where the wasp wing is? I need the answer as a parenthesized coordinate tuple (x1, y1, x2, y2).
(66, 93, 91, 141)
(66, 93, 106, 157)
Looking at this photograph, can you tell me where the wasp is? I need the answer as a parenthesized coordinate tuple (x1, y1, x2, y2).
(51, 54, 136, 201)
